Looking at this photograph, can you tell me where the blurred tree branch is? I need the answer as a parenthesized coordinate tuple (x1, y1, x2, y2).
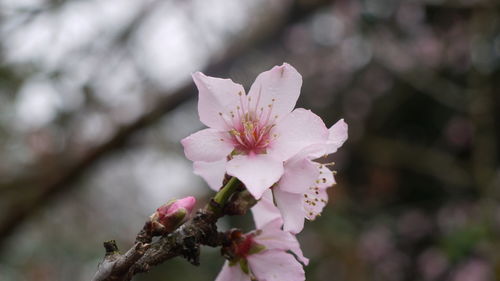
(360, 135, 471, 188)
(0, 0, 336, 251)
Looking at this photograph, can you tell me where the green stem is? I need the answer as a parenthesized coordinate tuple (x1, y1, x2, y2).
(213, 177, 240, 206)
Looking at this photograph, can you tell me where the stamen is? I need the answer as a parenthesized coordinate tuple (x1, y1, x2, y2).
(238, 92, 246, 118)
(254, 86, 262, 114)
(263, 103, 274, 127)
(218, 112, 232, 128)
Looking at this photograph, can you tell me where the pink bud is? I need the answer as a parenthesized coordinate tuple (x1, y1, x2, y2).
(158, 196, 196, 217)
(151, 196, 196, 233)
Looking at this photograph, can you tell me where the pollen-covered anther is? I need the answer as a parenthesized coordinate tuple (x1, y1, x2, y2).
(230, 129, 241, 136)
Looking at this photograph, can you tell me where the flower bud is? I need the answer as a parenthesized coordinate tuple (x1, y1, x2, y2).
(150, 196, 196, 234)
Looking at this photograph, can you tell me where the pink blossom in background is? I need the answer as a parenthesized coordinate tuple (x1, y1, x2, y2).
(215, 217, 308, 281)
(182, 63, 329, 199)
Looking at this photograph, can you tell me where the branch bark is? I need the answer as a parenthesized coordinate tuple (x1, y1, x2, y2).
(92, 177, 249, 281)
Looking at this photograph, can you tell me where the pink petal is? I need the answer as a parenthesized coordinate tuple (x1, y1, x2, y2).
(181, 128, 234, 162)
(273, 189, 305, 234)
(247, 250, 305, 281)
(303, 187, 328, 221)
(215, 261, 251, 281)
(192, 72, 245, 130)
(291, 143, 328, 160)
(326, 118, 348, 154)
(303, 165, 332, 221)
(251, 190, 282, 229)
(269, 108, 328, 161)
(226, 154, 284, 199)
(247, 63, 302, 122)
(193, 160, 227, 191)
(278, 156, 318, 194)
(288, 237, 309, 266)
(255, 218, 309, 265)
(316, 163, 335, 188)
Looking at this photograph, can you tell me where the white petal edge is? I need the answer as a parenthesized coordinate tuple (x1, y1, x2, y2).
(215, 261, 251, 281)
(251, 190, 282, 229)
(181, 128, 234, 162)
(193, 160, 227, 191)
(269, 108, 329, 161)
(193, 72, 245, 130)
(247, 250, 305, 281)
(226, 154, 284, 199)
(247, 63, 302, 123)
(274, 189, 305, 234)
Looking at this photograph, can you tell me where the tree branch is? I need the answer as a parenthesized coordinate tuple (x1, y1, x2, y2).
(92, 177, 249, 281)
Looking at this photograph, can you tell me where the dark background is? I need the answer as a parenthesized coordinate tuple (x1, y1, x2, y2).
(0, 0, 499, 280)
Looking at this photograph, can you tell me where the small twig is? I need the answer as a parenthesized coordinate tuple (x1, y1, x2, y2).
(92, 177, 250, 281)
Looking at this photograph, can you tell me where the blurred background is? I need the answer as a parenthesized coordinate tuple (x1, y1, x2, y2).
(0, 0, 499, 280)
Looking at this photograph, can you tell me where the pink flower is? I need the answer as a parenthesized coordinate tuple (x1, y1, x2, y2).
(215, 217, 308, 281)
(150, 196, 196, 232)
(253, 120, 348, 234)
(182, 63, 329, 199)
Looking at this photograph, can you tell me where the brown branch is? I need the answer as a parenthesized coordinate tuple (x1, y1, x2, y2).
(92, 181, 254, 281)
(0, 0, 335, 250)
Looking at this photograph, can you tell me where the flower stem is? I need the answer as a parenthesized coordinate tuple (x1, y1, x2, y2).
(213, 177, 240, 206)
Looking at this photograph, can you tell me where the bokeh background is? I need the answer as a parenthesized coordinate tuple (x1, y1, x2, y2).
(1, 0, 499, 280)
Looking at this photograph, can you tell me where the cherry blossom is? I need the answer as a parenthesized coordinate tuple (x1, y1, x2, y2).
(215, 217, 308, 281)
(182, 63, 329, 199)
(253, 120, 348, 234)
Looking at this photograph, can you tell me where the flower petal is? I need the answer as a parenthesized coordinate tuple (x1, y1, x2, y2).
(316, 163, 335, 188)
(273, 189, 305, 234)
(269, 108, 329, 161)
(247, 63, 302, 122)
(193, 160, 227, 191)
(226, 154, 284, 199)
(278, 156, 318, 194)
(181, 128, 234, 162)
(192, 72, 245, 130)
(303, 165, 332, 221)
(254, 218, 309, 265)
(303, 186, 328, 221)
(215, 261, 251, 281)
(248, 250, 305, 281)
(251, 190, 282, 229)
(326, 118, 348, 154)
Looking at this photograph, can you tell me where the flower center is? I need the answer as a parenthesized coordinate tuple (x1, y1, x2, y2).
(234, 234, 255, 258)
(220, 91, 279, 154)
